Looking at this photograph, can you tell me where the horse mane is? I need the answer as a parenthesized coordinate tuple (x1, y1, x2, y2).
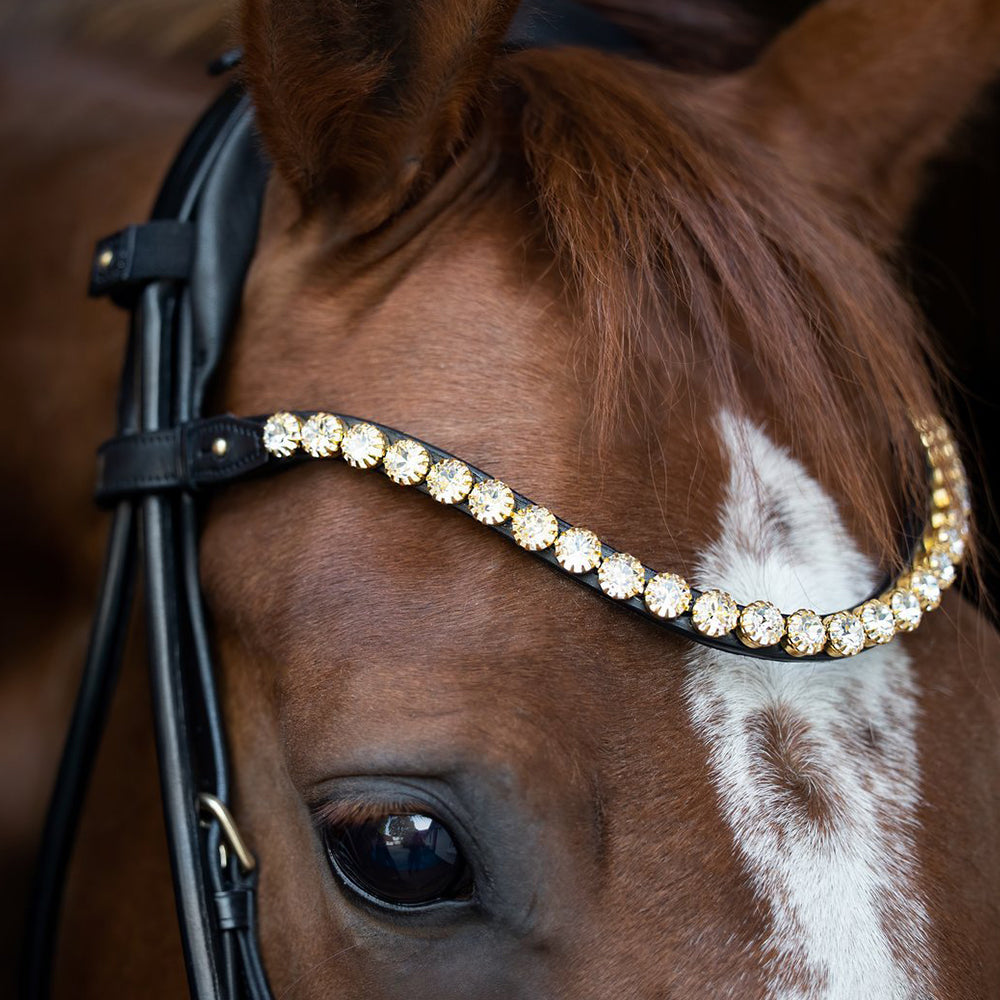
(494, 46, 944, 568)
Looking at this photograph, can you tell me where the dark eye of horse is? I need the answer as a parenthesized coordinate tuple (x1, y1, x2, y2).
(324, 813, 473, 908)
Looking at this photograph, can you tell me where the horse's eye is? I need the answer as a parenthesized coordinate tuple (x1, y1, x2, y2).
(324, 813, 473, 908)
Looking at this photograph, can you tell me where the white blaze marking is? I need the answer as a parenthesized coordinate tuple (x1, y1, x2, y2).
(685, 413, 934, 999)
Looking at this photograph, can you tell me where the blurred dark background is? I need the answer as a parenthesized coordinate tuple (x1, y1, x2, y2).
(909, 89, 1000, 615)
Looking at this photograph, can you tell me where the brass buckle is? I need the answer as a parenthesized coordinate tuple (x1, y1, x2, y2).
(197, 793, 257, 873)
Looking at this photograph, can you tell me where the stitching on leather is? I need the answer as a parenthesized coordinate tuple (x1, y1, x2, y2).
(98, 429, 177, 455)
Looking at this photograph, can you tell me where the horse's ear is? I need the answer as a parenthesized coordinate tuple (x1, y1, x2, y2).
(740, 0, 1000, 242)
(240, 0, 518, 230)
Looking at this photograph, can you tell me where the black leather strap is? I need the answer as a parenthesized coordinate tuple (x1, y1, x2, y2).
(95, 417, 267, 505)
(89, 221, 195, 305)
(23, 85, 274, 1000)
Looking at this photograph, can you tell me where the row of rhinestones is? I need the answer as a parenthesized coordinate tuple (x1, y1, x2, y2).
(260, 411, 968, 658)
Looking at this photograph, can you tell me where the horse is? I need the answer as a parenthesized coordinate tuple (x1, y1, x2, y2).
(2, 0, 1000, 996)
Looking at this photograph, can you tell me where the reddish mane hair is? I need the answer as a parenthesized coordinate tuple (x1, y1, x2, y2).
(495, 47, 941, 565)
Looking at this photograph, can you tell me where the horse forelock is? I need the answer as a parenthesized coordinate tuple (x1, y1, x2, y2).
(495, 46, 947, 576)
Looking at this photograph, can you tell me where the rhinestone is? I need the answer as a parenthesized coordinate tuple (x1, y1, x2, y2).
(932, 487, 951, 510)
(691, 590, 738, 637)
(262, 412, 301, 457)
(923, 551, 956, 589)
(644, 572, 691, 619)
(937, 441, 956, 460)
(825, 611, 865, 657)
(97, 248, 115, 269)
(906, 569, 941, 610)
(953, 478, 971, 516)
(300, 412, 344, 458)
(341, 422, 386, 469)
(425, 459, 473, 503)
(737, 601, 785, 648)
(598, 552, 644, 600)
(928, 525, 965, 562)
(858, 600, 895, 645)
(555, 528, 603, 574)
(468, 479, 515, 525)
(382, 439, 430, 485)
(211, 437, 228, 457)
(888, 588, 922, 632)
(511, 505, 559, 551)
(783, 610, 826, 657)
(930, 510, 951, 530)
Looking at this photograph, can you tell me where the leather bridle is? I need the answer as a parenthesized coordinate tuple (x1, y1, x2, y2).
(20, 4, 648, 998)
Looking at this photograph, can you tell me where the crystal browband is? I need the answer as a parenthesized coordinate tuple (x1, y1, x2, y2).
(238, 410, 965, 663)
(93, 409, 967, 662)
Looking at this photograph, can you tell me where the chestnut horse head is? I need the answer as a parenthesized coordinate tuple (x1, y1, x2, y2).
(9, 0, 1000, 997)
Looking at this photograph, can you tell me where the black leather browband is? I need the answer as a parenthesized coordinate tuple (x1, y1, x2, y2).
(93, 411, 906, 664)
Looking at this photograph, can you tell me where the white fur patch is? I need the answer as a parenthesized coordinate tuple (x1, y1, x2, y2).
(685, 413, 934, 999)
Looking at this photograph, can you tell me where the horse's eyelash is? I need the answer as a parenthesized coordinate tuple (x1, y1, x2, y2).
(311, 796, 429, 830)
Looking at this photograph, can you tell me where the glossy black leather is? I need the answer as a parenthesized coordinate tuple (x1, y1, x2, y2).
(95, 416, 268, 504)
(89, 221, 195, 306)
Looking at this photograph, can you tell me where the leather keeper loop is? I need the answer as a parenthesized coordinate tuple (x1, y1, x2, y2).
(89, 221, 195, 307)
(94, 416, 270, 505)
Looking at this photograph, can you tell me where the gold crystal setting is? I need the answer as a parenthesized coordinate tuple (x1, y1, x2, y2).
(259, 411, 969, 661)
(262, 412, 301, 457)
(644, 573, 691, 619)
(737, 601, 785, 648)
(825, 611, 865, 657)
(468, 480, 516, 525)
(905, 569, 941, 611)
(511, 505, 559, 551)
(555, 528, 603, 574)
(692, 590, 738, 637)
(382, 439, 431, 486)
(426, 459, 473, 504)
(300, 412, 344, 458)
(598, 553, 644, 600)
(784, 610, 827, 657)
(341, 422, 387, 469)
(889, 588, 922, 632)
(858, 600, 895, 646)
